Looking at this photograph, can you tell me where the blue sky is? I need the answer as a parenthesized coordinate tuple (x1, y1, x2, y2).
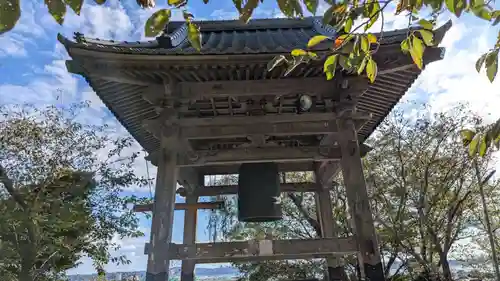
(0, 0, 499, 276)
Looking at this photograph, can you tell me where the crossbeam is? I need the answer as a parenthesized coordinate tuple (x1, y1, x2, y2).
(144, 237, 357, 263)
(180, 119, 368, 139)
(176, 182, 319, 197)
(178, 145, 344, 167)
(133, 201, 224, 212)
(149, 111, 372, 128)
(176, 76, 366, 100)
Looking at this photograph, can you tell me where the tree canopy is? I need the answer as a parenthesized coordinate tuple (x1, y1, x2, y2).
(0, 102, 149, 281)
(208, 103, 500, 281)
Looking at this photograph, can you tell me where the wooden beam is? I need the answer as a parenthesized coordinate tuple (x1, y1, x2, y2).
(178, 145, 340, 167)
(337, 118, 385, 281)
(179, 144, 372, 167)
(181, 195, 198, 281)
(144, 237, 357, 263)
(176, 111, 372, 128)
(177, 76, 366, 100)
(180, 119, 368, 140)
(134, 201, 224, 212)
(176, 182, 320, 196)
(198, 162, 315, 175)
(146, 144, 178, 281)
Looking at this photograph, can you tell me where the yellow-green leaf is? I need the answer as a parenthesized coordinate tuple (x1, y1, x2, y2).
(410, 36, 425, 69)
(476, 53, 487, 72)
(418, 19, 433, 30)
(307, 35, 330, 48)
(479, 135, 488, 156)
(469, 135, 479, 156)
(66, 0, 83, 15)
(344, 17, 353, 33)
(360, 35, 369, 52)
(187, 22, 202, 51)
(400, 38, 410, 53)
(471, 5, 492, 21)
(291, 49, 308, 56)
(45, 0, 66, 25)
(267, 55, 287, 71)
(304, 0, 318, 14)
(417, 29, 434, 46)
(485, 50, 498, 83)
(94, 0, 106, 4)
(445, 0, 465, 17)
(326, 71, 334, 80)
(324, 54, 339, 74)
(366, 57, 377, 83)
(144, 9, 171, 37)
(183, 10, 194, 22)
(460, 129, 476, 146)
(0, 0, 21, 35)
(357, 56, 368, 75)
(367, 33, 377, 44)
(168, 0, 186, 6)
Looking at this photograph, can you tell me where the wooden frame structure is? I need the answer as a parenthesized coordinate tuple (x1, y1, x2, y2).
(60, 17, 451, 281)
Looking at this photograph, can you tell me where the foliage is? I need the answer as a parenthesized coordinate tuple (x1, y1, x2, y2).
(0, 102, 149, 281)
(208, 103, 500, 281)
(364, 103, 498, 280)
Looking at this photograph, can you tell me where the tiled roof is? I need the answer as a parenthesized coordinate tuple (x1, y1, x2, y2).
(58, 17, 451, 56)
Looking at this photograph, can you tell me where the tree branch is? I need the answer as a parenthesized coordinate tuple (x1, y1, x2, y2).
(287, 193, 322, 236)
(0, 164, 27, 209)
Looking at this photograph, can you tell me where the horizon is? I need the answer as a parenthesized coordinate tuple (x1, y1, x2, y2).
(1, 0, 500, 276)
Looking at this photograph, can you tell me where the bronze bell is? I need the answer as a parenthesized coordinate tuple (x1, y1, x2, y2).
(237, 162, 282, 222)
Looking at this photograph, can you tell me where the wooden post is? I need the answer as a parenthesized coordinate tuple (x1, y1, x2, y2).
(146, 142, 179, 281)
(181, 195, 198, 281)
(337, 117, 385, 281)
(314, 168, 348, 281)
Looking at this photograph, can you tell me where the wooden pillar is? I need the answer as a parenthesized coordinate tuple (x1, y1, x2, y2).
(181, 195, 198, 281)
(146, 142, 179, 281)
(314, 168, 348, 281)
(337, 117, 385, 281)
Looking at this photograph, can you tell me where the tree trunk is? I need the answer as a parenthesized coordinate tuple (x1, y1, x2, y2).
(439, 253, 452, 281)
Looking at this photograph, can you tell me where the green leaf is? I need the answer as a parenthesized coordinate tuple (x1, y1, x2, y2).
(324, 54, 339, 73)
(357, 56, 368, 75)
(410, 36, 425, 69)
(485, 50, 498, 83)
(364, 0, 380, 30)
(45, 0, 67, 25)
(469, 135, 480, 156)
(360, 35, 370, 52)
(417, 29, 434, 46)
(144, 9, 171, 37)
(291, 49, 307, 56)
(168, 0, 186, 6)
(366, 57, 378, 83)
(187, 22, 202, 51)
(460, 129, 476, 146)
(479, 135, 488, 156)
(304, 0, 318, 14)
(400, 38, 410, 53)
(344, 17, 353, 33)
(475, 53, 487, 72)
(418, 19, 434, 30)
(445, 0, 465, 17)
(307, 35, 330, 48)
(94, 0, 106, 4)
(367, 33, 377, 44)
(65, 0, 83, 15)
(471, 4, 492, 21)
(0, 0, 21, 35)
